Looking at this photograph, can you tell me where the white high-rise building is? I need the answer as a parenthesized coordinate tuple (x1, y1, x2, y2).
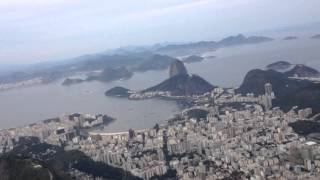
(265, 83, 273, 96)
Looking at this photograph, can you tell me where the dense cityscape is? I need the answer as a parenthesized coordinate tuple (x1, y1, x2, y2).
(1, 1, 320, 179)
(1, 80, 320, 179)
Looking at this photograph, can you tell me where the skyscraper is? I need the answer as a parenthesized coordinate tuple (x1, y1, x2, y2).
(263, 83, 275, 110)
(265, 83, 273, 96)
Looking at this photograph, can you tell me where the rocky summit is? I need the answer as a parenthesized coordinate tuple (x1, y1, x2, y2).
(169, 60, 188, 78)
(145, 74, 214, 96)
(284, 64, 320, 78)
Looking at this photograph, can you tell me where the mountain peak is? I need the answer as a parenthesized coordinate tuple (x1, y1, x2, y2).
(285, 64, 320, 78)
(169, 60, 188, 78)
(145, 74, 214, 96)
(266, 61, 292, 71)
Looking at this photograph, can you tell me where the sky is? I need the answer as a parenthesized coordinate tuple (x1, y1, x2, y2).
(0, 0, 320, 64)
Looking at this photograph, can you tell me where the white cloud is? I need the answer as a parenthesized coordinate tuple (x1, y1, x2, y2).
(122, 0, 251, 19)
(1, 0, 320, 64)
(0, 0, 79, 7)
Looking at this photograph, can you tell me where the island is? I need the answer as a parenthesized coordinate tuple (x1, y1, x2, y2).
(182, 55, 204, 63)
(154, 34, 273, 56)
(62, 67, 133, 86)
(105, 86, 130, 97)
(87, 67, 133, 82)
(283, 36, 298, 40)
(217, 34, 274, 46)
(62, 78, 85, 86)
(311, 34, 320, 39)
(143, 74, 214, 97)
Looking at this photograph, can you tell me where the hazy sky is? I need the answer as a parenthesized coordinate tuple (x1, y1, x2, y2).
(1, 0, 320, 64)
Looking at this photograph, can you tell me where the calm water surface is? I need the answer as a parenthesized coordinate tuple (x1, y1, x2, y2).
(0, 71, 179, 131)
(189, 38, 320, 87)
(1, 38, 320, 131)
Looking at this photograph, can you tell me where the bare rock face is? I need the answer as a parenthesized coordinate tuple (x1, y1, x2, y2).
(145, 74, 214, 96)
(169, 60, 188, 78)
(284, 64, 320, 78)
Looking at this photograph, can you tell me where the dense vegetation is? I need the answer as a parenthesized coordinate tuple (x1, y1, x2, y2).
(289, 120, 320, 136)
(185, 109, 209, 120)
(0, 155, 55, 180)
(105, 86, 130, 97)
(1, 137, 141, 180)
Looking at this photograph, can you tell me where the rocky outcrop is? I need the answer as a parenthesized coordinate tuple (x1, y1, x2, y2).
(284, 64, 320, 78)
(266, 61, 292, 71)
(169, 60, 188, 78)
(144, 60, 214, 96)
(144, 74, 214, 96)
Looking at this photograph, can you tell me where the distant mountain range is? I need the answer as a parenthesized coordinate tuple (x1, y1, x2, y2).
(62, 67, 133, 86)
(0, 34, 274, 86)
(143, 60, 215, 96)
(266, 61, 320, 78)
(152, 34, 273, 56)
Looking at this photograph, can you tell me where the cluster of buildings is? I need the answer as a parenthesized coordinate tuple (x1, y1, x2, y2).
(1, 83, 320, 179)
(128, 91, 180, 100)
(77, 104, 320, 179)
(213, 83, 275, 111)
(0, 113, 112, 153)
(289, 76, 320, 83)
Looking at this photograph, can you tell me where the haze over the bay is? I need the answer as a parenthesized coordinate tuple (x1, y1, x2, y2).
(1, 0, 320, 64)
